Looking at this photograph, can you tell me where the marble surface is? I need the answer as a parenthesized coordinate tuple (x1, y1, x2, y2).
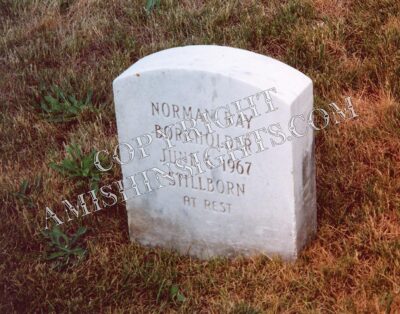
(113, 45, 316, 260)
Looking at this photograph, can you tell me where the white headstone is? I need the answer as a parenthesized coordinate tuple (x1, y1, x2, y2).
(113, 45, 316, 260)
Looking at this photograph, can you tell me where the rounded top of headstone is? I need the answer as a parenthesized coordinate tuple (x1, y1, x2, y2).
(114, 45, 312, 104)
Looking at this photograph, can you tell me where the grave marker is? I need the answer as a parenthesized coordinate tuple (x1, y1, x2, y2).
(113, 45, 316, 260)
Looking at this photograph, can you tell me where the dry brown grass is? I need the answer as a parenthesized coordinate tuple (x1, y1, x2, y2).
(1, 0, 399, 312)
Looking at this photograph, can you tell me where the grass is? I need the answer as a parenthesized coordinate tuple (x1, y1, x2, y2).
(1, 0, 399, 312)
(41, 225, 87, 270)
(39, 85, 96, 123)
(49, 143, 102, 190)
